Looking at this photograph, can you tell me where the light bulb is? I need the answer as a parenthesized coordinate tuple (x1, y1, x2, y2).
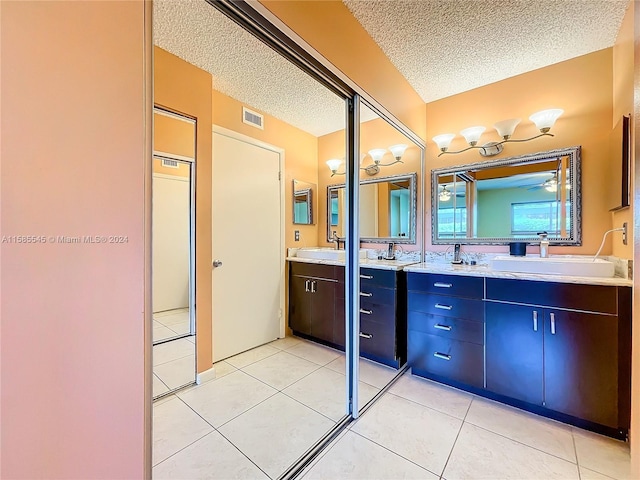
(494, 118, 521, 140)
(460, 126, 486, 146)
(388, 144, 408, 160)
(529, 109, 563, 133)
(432, 134, 455, 152)
(368, 148, 387, 163)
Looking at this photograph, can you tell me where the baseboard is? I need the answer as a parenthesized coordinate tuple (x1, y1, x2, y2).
(196, 366, 216, 385)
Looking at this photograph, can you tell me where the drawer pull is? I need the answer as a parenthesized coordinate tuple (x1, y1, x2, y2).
(310, 280, 316, 293)
(434, 282, 452, 288)
(433, 352, 451, 361)
(359, 308, 372, 315)
(360, 274, 374, 279)
(550, 312, 556, 335)
(434, 323, 452, 331)
(435, 303, 452, 310)
(359, 332, 372, 339)
(304, 279, 310, 292)
(533, 310, 538, 332)
(360, 292, 373, 297)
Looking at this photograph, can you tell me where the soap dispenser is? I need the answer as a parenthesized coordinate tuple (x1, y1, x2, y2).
(538, 232, 549, 258)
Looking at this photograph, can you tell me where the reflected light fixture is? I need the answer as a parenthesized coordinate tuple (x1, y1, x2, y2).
(439, 185, 452, 201)
(433, 109, 563, 157)
(327, 144, 408, 176)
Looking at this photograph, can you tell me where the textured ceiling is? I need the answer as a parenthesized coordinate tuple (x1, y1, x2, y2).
(343, 0, 628, 102)
(154, 0, 351, 137)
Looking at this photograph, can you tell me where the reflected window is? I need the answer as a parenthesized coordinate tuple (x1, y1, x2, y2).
(511, 201, 570, 236)
(437, 207, 467, 238)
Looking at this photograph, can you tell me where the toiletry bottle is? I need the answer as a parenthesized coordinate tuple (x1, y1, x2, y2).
(538, 232, 549, 258)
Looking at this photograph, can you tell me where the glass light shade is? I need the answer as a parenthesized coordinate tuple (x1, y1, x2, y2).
(368, 148, 387, 162)
(529, 109, 563, 133)
(493, 118, 521, 139)
(388, 143, 408, 159)
(439, 186, 452, 201)
(432, 134, 456, 151)
(326, 158, 343, 172)
(460, 126, 486, 146)
(359, 153, 366, 165)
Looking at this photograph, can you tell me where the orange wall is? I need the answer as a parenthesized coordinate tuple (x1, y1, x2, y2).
(1, 1, 148, 477)
(425, 49, 615, 255)
(154, 111, 196, 158)
(259, 0, 426, 141)
(318, 117, 423, 249)
(154, 47, 213, 374)
(612, 1, 634, 259)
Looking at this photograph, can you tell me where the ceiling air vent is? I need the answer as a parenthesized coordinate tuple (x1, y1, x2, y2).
(161, 158, 179, 168)
(242, 107, 264, 130)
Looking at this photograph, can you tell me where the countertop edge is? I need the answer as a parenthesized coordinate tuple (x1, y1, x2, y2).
(286, 256, 418, 271)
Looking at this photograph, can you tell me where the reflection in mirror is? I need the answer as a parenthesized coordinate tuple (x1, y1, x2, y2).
(432, 146, 581, 244)
(328, 173, 417, 243)
(293, 179, 315, 224)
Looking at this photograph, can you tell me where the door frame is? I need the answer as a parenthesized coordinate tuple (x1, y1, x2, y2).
(212, 124, 286, 339)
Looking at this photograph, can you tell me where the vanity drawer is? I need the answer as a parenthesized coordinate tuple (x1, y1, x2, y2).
(485, 278, 618, 315)
(408, 292, 484, 322)
(360, 268, 396, 288)
(408, 331, 484, 388)
(408, 311, 484, 345)
(359, 284, 395, 306)
(290, 262, 337, 281)
(360, 317, 395, 361)
(359, 301, 396, 326)
(408, 273, 484, 299)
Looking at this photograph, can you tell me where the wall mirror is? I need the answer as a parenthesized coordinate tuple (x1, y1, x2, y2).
(432, 146, 581, 244)
(293, 179, 315, 224)
(328, 172, 417, 243)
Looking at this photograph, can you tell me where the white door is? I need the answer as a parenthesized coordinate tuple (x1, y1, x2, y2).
(212, 128, 282, 361)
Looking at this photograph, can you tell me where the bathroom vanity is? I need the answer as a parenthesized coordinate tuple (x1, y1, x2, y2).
(404, 264, 632, 439)
(288, 257, 413, 368)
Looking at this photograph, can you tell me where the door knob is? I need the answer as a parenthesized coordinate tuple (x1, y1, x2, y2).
(213, 260, 223, 268)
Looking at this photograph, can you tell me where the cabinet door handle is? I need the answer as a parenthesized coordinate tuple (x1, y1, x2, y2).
(550, 312, 556, 335)
(360, 274, 374, 279)
(310, 280, 316, 293)
(434, 282, 452, 288)
(434, 323, 452, 331)
(359, 332, 372, 339)
(304, 279, 310, 292)
(359, 308, 372, 315)
(435, 303, 452, 310)
(533, 310, 538, 331)
(433, 352, 451, 361)
(360, 292, 373, 297)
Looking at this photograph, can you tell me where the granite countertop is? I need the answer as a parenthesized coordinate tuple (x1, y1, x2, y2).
(286, 256, 419, 271)
(403, 262, 633, 287)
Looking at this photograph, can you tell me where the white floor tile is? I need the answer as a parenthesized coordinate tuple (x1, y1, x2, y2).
(285, 341, 341, 366)
(325, 355, 398, 389)
(352, 393, 461, 475)
(154, 324, 177, 343)
(465, 397, 575, 462)
(218, 393, 335, 479)
(269, 336, 303, 351)
(154, 354, 196, 390)
(284, 367, 379, 421)
(212, 360, 237, 379)
(580, 466, 618, 480)
(178, 370, 276, 427)
(243, 351, 320, 390)
(167, 320, 191, 336)
(152, 397, 213, 466)
(444, 423, 579, 480)
(153, 338, 194, 366)
(388, 373, 472, 420)
(153, 374, 170, 398)
(154, 308, 190, 326)
(225, 344, 280, 369)
(303, 430, 438, 480)
(153, 430, 268, 480)
(573, 428, 632, 480)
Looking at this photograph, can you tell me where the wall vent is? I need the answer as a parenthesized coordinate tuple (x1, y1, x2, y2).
(242, 107, 264, 130)
(161, 158, 179, 169)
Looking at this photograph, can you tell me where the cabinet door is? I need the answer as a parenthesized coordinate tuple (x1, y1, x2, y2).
(289, 276, 311, 336)
(310, 279, 336, 344)
(486, 302, 543, 405)
(544, 309, 619, 427)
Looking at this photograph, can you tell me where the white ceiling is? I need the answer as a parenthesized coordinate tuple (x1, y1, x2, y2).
(154, 0, 628, 136)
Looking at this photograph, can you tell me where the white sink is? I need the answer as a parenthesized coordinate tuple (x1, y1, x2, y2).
(491, 255, 615, 278)
(295, 248, 367, 262)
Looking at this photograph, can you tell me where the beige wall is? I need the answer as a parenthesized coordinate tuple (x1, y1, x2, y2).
(425, 49, 615, 256)
(1, 1, 149, 477)
(154, 46, 213, 374)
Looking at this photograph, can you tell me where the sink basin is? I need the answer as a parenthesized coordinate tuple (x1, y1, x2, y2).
(295, 248, 367, 262)
(491, 255, 615, 278)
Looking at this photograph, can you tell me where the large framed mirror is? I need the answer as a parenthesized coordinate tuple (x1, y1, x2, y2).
(328, 172, 417, 244)
(292, 179, 315, 224)
(432, 146, 581, 245)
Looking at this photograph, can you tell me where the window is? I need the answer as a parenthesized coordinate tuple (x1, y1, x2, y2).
(438, 207, 467, 238)
(511, 201, 570, 236)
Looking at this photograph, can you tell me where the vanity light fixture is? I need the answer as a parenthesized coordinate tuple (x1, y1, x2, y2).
(439, 185, 452, 201)
(433, 109, 564, 157)
(326, 144, 408, 176)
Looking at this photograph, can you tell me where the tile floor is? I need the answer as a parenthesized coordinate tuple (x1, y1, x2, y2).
(153, 337, 633, 480)
(154, 308, 191, 342)
(154, 336, 196, 397)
